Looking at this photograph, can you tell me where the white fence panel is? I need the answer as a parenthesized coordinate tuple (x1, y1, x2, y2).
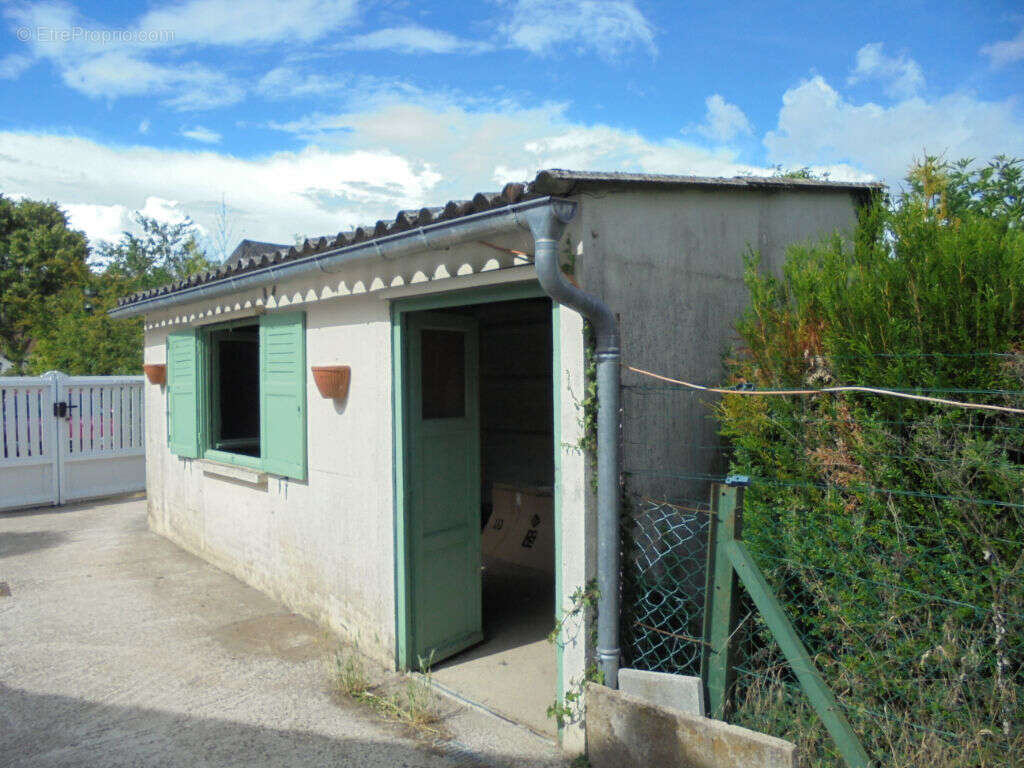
(58, 375, 146, 505)
(0, 377, 59, 510)
(0, 372, 146, 511)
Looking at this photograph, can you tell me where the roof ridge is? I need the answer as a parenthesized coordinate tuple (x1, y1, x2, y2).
(117, 170, 883, 308)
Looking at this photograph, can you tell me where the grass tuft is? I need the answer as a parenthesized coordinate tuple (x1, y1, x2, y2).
(330, 645, 445, 738)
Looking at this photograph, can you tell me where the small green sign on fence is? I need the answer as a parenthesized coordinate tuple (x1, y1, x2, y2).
(701, 482, 873, 768)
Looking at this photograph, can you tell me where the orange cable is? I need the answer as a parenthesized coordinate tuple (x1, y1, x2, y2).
(625, 365, 1024, 416)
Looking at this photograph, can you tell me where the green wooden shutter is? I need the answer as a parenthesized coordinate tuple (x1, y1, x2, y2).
(167, 328, 201, 458)
(259, 311, 307, 480)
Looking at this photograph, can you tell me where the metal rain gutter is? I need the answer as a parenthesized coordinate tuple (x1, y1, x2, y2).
(108, 196, 565, 319)
(521, 202, 623, 689)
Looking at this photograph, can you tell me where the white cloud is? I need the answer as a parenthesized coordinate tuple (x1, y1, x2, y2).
(3, 1, 245, 109)
(980, 26, 1024, 68)
(764, 75, 1024, 186)
(137, 0, 358, 46)
(5, 1, 79, 57)
(138, 196, 197, 228)
(0, 53, 31, 79)
(0, 131, 444, 247)
(59, 50, 243, 108)
(848, 42, 925, 98)
(256, 67, 420, 101)
(1, 86, 791, 249)
(138, 119, 150, 134)
(256, 66, 348, 100)
(62, 202, 133, 245)
(166, 78, 246, 111)
(180, 125, 221, 143)
(692, 94, 753, 142)
(342, 25, 493, 54)
(503, 0, 656, 59)
(23, 73, 995, 260)
(63, 196, 197, 246)
(268, 93, 781, 203)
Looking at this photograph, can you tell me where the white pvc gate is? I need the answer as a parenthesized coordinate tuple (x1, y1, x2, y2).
(0, 372, 145, 512)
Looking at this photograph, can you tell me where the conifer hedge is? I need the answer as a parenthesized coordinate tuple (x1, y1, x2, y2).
(718, 157, 1024, 767)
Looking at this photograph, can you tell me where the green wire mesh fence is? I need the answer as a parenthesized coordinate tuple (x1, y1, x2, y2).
(620, 494, 711, 677)
(619, 352, 1024, 768)
(729, 491, 1023, 768)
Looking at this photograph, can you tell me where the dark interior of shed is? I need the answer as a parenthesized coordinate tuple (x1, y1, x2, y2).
(428, 296, 558, 735)
(209, 323, 260, 457)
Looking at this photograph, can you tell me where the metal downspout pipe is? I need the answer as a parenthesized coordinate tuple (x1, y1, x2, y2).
(522, 203, 622, 689)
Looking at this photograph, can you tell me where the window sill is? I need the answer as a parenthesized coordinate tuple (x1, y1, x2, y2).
(200, 459, 268, 487)
(204, 448, 263, 469)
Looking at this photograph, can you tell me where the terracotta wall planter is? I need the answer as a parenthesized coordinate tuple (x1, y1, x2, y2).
(143, 363, 167, 386)
(311, 365, 351, 400)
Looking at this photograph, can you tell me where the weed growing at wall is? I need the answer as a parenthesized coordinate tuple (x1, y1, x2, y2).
(546, 663, 606, 730)
(331, 646, 445, 738)
(563, 321, 599, 492)
(578, 321, 598, 456)
(547, 581, 602, 729)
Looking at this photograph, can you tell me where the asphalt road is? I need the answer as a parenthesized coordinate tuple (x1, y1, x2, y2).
(0, 497, 566, 768)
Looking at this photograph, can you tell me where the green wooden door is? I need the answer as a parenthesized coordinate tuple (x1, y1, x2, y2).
(406, 312, 482, 667)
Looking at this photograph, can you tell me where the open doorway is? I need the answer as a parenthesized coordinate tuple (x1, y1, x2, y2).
(399, 294, 557, 736)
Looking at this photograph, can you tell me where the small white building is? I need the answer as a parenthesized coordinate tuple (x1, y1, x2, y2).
(111, 169, 878, 746)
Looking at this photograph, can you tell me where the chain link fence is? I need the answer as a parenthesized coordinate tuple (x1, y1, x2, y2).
(620, 493, 711, 677)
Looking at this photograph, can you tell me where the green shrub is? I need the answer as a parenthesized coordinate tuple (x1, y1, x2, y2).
(717, 157, 1024, 767)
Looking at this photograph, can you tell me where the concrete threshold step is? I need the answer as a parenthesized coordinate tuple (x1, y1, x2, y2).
(412, 671, 559, 746)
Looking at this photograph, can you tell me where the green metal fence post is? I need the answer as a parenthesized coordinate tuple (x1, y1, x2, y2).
(726, 540, 873, 768)
(701, 481, 744, 720)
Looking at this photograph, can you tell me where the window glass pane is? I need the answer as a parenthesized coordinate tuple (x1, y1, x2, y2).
(211, 324, 261, 457)
(421, 329, 465, 419)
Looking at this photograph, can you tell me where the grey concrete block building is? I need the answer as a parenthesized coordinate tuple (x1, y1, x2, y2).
(110, 169, 878, 748)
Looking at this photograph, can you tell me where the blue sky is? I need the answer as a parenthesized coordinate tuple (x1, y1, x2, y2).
(0, 0, 1021, 254)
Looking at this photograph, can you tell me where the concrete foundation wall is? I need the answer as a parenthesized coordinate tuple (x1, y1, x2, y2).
(586, 683, 796, 768)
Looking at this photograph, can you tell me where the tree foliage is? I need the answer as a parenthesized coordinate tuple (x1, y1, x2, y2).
(0, 195, 90, 372)
(905, 153, 1023, 224)
(718, 156, 1024, 766)
(17, 211, 213, 375)
(769, 163, 832, 181)
(100, 214, 211, 289)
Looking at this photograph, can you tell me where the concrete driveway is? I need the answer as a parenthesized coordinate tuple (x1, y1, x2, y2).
(0, 497, 566, 768)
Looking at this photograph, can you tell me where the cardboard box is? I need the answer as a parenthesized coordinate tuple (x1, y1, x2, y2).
(482, 483, 554, 574)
